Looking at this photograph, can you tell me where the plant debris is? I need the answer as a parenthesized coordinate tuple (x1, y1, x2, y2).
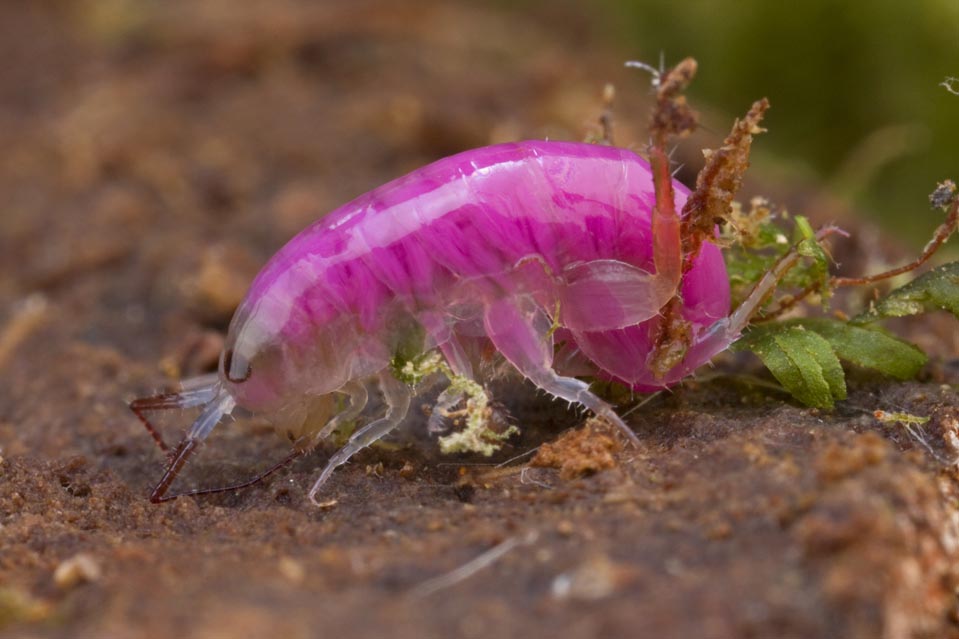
(530, 418, 623, 479)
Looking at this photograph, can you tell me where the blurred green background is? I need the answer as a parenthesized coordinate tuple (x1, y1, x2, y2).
(592, 0, 959, 243)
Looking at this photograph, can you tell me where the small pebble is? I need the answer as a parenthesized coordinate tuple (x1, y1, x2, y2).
(278, 557, 306, 585)
(53, 554, 101, 590)
(398, 461, 417, 480)
(550, 554, 624, 601)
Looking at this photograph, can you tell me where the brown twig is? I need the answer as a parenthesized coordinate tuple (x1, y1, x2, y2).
(754, 184, 959, 321)
(831, 188, 959, 287)
(748, 283, 820, 323)
(637, 58, 699, 377)
(647, 296, 693, 379)
(681, 98, 769, 273)
(647, 57, 699, 148)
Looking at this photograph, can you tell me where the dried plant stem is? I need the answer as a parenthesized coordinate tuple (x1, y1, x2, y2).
(648, 57, 697, 284)
(642, 58, 698, 377)
(751, 284, 819, 323)
(681, 98, 769, 272)
(409, 531, 539, 598)
(729, 226, 847, 329)
(757, 195, 959, 321)
(831, 195, 959, 287)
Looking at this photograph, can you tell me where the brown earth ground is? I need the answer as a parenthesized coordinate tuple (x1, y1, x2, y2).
(2, 2, 959, 638)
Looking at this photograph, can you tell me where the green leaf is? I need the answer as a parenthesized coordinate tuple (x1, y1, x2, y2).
(724, 249, 780, 288)
(733, 317, 927, 408)
(794, 216, 830, 297)
(783, 318, 927, 380)
(793, 214, 816, 241)
(853, 261, 959, 322)
(734, 324, 846, 408)
(723, 214, 833, 310)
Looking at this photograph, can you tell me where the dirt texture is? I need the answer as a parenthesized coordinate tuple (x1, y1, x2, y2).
(2, 2, 959, 638)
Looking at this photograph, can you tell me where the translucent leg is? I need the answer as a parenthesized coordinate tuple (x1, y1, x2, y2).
(179, 373, 220, 393)
(420, 310, 475, 380)
(438, 333, 474, 379)
(187, 390, 237, 440)
(149, 389, 236, 502)
(560, 259, 678, 331)
(308, 371, 412, 505)
(298, 381, 369, 451)
(483, 297, 640, 447)
(527, 369, 640, 447)
(428, 385, 465, 433)
(129, 376, 220, 452)
(424, 321, 482, 433)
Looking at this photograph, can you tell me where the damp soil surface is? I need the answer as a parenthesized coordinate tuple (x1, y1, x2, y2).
(2, 3, 959, 638)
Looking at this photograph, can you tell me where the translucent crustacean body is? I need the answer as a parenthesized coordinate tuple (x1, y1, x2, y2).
(132, 140, 790, 505)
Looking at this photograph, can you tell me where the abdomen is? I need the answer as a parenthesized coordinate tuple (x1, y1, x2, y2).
(262, 142, 665, 328)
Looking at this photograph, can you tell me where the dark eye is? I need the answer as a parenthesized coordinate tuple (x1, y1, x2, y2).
(222, 348, 252, 383)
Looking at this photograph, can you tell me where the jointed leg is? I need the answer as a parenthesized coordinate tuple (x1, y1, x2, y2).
(526, 368, 640, 448)
(559, 259, 680, 331)
(129, 375, 220, 452)
(148, 389, 236, 502)
(428, 328, 484, 433)
(308, 371, 412, 505)
(483, 297, 640, 446)
(438, 333, 474, 379)
(297, 381, 369, 451)
(150, 448, 303, 503)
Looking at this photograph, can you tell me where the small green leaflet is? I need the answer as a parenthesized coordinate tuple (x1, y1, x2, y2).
(793, 216, 830, 296)
(790, 318, 927, 378)
(723, 215, 830, 309)
(733, 318, 927, 408)
(853, 261, 959, 322)
(733, 324, 845, 408)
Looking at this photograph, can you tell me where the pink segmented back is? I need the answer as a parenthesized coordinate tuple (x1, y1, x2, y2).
(223, 140, 728, 412)
(135, 139, 749, 505)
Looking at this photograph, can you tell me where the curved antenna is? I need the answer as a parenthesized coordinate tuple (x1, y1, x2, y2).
(129, 376, 220, 452)
(148, 389, 235, 503)
(150, 449, 303, 503)
(133, 382, 303, 504)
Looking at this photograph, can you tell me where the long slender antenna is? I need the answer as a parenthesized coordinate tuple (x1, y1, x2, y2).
(144, 389, 235, 502)
(150, 447, 303, 503)
(129, 379, 220, 452)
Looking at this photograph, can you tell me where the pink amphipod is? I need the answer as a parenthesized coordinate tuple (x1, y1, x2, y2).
(132, 140, 785, 505)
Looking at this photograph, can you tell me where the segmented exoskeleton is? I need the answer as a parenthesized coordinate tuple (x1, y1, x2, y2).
(131, 140, 803, 505)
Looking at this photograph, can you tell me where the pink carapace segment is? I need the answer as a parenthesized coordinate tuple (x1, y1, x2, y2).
(225, 141, 728, 409)
(135, 140, 784, 506)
